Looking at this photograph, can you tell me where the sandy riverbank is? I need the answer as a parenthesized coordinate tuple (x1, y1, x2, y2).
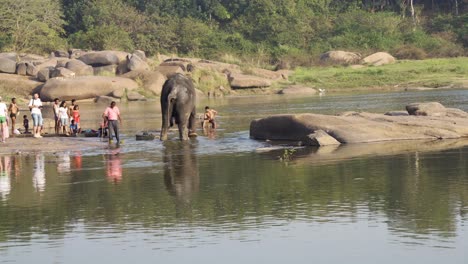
(0, 136, 110, 155)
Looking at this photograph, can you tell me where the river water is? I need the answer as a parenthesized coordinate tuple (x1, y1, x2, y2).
(0, 89, 467, 263)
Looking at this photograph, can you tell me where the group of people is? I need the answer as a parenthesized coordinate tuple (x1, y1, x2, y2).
(52, 98, 81, 136)
(0, 92, 216, 144)
(0, 96, 22, 142)
(0, 92, 123, 144)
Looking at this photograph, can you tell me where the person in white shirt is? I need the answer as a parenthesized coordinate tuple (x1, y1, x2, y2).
(0, 96, 8, 143)
(58, 101, 69, 135)
(53, 98, 60, 134)
(28, 93, 43, 138)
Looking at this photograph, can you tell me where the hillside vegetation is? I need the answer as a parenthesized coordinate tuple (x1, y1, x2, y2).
(0, 0, 466, 67)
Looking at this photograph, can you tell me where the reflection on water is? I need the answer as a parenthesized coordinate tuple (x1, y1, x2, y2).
(0, 156, 12, 200)
(106, 147, 123, 183)
(32, 154, 45, 193)
(163, 142, 199, 204)
(0, 89, 468, 263)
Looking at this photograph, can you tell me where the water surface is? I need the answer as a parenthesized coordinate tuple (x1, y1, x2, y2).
(1, 89, 467, 263)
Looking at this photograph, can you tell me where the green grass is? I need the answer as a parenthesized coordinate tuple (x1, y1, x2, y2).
(290, 57, 468, 91)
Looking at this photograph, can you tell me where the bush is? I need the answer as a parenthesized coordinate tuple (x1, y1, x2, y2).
(392, 45, 427, 60)
(69, 25, 134, 51)
(330, 10, 403, 51)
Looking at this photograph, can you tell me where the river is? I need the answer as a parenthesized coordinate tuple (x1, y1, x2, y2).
(0, 89, 467, 263)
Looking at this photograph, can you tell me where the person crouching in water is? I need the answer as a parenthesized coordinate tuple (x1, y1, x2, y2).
(203, 106, 217, 129)
(103, 101, 122, 144)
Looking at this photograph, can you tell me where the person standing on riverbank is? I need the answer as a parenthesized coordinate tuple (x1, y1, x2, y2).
(0, 97, 9, 143)
(68, 99, 76, 123)
(8, 98, 19, 135)
(71, 105, 81, 134)
(103, 101, 122, 144)
(58, 101, 70, 135)
(29, 93, 43, 138)
(53, 98, 60, 134)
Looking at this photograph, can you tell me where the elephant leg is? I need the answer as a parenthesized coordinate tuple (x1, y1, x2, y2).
(188, 107, 197, 137)
(160, 100, 174, 141)
(178, 121, 189, 141)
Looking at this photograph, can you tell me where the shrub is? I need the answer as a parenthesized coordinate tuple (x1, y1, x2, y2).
(392, 45, 427, 60)
(330, 10, 403, 51)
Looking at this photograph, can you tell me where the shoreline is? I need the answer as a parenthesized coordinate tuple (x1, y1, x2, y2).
(0, 136, 109, 155)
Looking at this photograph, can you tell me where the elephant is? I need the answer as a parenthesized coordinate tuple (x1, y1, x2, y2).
(160, 73, 197, 140)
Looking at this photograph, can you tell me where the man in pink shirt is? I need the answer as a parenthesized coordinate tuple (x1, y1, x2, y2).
(102, 101, 122, 144)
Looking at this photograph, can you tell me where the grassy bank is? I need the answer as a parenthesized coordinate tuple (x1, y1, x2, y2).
(290, 57, 468, 91)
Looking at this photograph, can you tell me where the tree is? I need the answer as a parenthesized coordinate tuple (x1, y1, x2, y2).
(0, 0, 65, 53)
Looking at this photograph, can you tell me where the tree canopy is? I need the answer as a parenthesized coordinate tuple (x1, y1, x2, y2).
(0, 0, 466, 65)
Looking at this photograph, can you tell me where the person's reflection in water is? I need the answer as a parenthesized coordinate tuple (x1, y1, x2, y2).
(163, 141, 199, 204)
(202, 126, 217, 139)
(56, 151, 71, 174)
(106, 147, 122, 183)
(73, 151, 83, 170)
(33, 153, 45, 192)
(0, 156, 12, 200)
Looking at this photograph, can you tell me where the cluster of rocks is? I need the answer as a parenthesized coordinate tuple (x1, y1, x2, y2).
(0, 49, 294, 101)
(275, 51, 397, 95)
(319, 51, 396, 67)
(0, 49, 397, 101)
(0, 50, 149, 81)
(250, 102, 468, 146)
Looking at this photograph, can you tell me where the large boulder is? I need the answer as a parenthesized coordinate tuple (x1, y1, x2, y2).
(362, 52, 396, 66)
(278, 85, 317, 95)
(0, 73, 43, 96)
(16, 62, 28, 76)
(122, 70, 166, 95)
(17, 62, 38, 76)
(127, 54, 150, 71)
(249, 67, 286, 81)
(78, 51, 128, 66)
(69, 49, 87, 59)
(304, 130, 341, 146)
(65, 60, 93, 76)
(18, 54, 45, 62)
(40, 76, 139, 101)
(37, 67, 52, 82)
(0, 58, 17, 74)
(228, 73, 272, 89)
(50, 67, 76, 79)
(320, 50, 361, 65)
(56, 58, 72, 68)
(133, 50, 146, 61)
(0, 52, 17, 61)
(406, 102, 447, 117)
(35, 59, 58, 71)
(127, 91, 146, 101)
(250, 105, 468, 144)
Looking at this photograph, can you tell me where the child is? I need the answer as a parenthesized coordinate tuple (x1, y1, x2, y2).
(98, 117, 109, 138)
(71, 105, 81, 133)
(58, 101, 69, 135)
(70, 120, 78, 136)
(23, 115, 29, 133)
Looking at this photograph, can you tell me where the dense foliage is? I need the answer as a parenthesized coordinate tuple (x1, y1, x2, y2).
(0, 0, 466, 65)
